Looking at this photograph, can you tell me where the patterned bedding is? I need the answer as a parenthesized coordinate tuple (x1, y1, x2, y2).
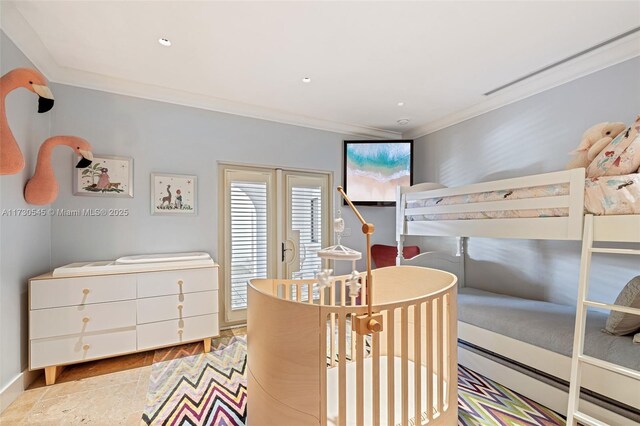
(406, 173, 640, 221)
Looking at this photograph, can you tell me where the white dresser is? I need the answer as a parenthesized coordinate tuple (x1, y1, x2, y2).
(29, 253, 219, 385)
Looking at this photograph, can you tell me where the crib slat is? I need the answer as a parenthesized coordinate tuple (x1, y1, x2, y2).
(320, 313, 328, 425)
(414, 303, 422, 425)
(372, 330, 381, 426)
(296, 283, 302, 302)
(401, 306, 409, 426)
(339, 313, 347, 426)
(426, 300, 433, 422)
(387, 308, 395, 426)
(436, 297, 444, 416)
(330, 284, 336, 368)
(341, 279, 346, 306)
(356, 331, 364, 426)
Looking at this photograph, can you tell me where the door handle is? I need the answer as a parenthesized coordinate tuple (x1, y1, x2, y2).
(281, 242, 290, 262)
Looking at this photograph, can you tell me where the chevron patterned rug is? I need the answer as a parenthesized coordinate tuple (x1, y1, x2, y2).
(142, 335, 564, 425)
(142, 336, 247, 425)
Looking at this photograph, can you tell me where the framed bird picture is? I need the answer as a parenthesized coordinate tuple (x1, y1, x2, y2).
(73, 154, 134, 198)
(151, 173, 197, 216)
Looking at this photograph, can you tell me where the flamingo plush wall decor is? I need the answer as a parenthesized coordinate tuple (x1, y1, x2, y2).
(24, 136, 93, 205)
(1, 68, 55, 175)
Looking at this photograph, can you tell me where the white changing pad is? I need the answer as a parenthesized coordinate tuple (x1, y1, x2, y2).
(326, 356, 449, 426)
(52, 252, 215, 277)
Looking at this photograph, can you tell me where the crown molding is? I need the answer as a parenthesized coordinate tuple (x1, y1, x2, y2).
(403, 31, 640, 140)
(0, 2, 401, 140)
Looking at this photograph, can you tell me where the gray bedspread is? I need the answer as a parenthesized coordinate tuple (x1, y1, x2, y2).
(458, 288, 640, 371)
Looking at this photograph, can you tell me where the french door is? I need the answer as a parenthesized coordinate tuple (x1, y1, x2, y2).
(221, 165, 331, 324)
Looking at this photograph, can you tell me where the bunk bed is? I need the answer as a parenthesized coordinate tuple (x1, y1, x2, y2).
(395, 168, 640, 424)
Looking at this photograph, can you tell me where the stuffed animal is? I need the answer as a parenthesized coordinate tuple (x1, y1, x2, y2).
(1, 68, 55, 175)
(587, 115, 640, 178)
(24, 136, 93, 205)
(566, 122, 626, 170)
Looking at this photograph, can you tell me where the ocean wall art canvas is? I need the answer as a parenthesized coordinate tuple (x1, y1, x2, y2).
(343, 140, 413, 205)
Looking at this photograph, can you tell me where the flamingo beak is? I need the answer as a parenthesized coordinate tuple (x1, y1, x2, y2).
(32, 84, 54, 113)
(76, 149, 94, 168)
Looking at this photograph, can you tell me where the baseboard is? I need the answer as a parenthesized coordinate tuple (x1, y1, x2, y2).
(458, 346, 637, 425)
(0, 369, 42, 414)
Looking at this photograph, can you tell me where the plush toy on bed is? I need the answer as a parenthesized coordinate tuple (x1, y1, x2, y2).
(566, 122, 626, 171)
(586, 115, 640, 177)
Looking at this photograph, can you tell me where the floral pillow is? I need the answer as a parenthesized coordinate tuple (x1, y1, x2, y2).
(587, 115, 640, 178)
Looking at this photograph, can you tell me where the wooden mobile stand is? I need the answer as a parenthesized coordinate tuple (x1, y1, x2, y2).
(336, 186, 383, 335)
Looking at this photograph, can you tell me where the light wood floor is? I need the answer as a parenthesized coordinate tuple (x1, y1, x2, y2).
(0, 327, 246, 425)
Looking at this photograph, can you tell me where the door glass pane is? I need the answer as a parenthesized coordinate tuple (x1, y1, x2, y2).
(230, 181, 268, 310)
(290, 185, 323, 279)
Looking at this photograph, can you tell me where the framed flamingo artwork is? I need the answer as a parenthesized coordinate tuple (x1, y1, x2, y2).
(151, 173, 197, 216)
(73, 154, 133, 198)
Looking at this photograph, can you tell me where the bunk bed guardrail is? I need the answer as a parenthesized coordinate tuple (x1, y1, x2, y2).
(396, 168, 586, 243)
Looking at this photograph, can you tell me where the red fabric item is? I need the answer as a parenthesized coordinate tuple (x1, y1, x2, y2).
(371, 244, 420, 268)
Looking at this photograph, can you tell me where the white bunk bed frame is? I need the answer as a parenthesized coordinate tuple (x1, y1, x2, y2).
(395, 168, 640, 425)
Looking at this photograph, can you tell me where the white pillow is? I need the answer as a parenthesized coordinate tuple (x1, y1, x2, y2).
(604, 276, 640, 336)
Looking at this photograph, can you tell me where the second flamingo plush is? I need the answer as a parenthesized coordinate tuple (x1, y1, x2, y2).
(25, 136, 94, 205)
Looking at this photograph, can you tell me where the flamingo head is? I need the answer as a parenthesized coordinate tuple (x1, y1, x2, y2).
(61, 136, 94, 168)
(17, 68, 55, 113)
(12, 68, 53, 113)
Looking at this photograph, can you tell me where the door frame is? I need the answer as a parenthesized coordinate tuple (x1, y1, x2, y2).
(217, 161, 333, 328)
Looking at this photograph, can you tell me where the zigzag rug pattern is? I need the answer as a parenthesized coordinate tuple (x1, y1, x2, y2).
(142, 335, 564, 425)
(142, 336, 247, 425)
(458, 364, 564, 425)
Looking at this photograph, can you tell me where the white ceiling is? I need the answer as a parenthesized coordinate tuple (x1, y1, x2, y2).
(2, 1, 639, 139)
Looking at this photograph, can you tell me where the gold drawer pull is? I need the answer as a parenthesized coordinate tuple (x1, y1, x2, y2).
(177, 280, 184, 285)
(83, 344, 90, 351)
(177, 329, 184, 335)
(177, 304, 183, 310)
(82, 288, 90, 295)
(82, 317, 90, 323)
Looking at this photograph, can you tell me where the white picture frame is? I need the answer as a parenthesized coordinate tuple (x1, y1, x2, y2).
(151, 173, 197, 216)
(73, 154, 134, 198)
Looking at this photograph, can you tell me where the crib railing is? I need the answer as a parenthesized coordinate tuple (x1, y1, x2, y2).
(248, 266, 458, 426)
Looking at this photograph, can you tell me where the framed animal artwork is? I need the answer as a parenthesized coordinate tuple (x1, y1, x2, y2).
(151, 173, 197, 216)
(73, 154, 133, 198)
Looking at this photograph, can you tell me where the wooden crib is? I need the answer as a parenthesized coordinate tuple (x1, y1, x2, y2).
(247, 265, 458, 426)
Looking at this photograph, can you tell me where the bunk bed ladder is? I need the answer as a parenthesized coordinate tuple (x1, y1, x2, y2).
(567, 214, 640, 426)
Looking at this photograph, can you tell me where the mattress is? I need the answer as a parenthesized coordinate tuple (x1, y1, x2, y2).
(407, 174, 640, 221)
(326, 356, 449, 426)
(458, 288, 640, 371)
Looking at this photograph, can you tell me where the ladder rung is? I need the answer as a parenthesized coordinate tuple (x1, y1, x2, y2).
(578, 355, 640, 380)
(583, 300, 640, 316)
(589, 248, 640, 255)
(573, 411, 609, 426)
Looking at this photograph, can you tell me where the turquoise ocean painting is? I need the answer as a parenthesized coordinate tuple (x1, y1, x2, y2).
(345, 141, 412, 203)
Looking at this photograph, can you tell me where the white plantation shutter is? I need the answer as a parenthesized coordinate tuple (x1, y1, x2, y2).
(290, 186, 323, 279)
(229, 181, 268, 310)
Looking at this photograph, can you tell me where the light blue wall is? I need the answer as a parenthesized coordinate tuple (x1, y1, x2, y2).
(47, 84, 396, 270)
(414, 57, 640, 305)
(0, 33, 52, 390)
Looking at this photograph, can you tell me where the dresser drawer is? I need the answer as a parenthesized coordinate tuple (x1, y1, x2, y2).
(137, 268, 217, 298)
(137, 291, 218, 324)
(30, 301, 136, 339)
(137, 314, 218, 351)
(30, 329, 137, 370)
(30, 275, 137, 310)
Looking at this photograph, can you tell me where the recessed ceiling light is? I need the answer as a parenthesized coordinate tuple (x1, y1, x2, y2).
(158, 38, 171, 47)
(397, 102, 404, 107)
(397, 119, 410, 125)
(302, 77, 311, 83)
